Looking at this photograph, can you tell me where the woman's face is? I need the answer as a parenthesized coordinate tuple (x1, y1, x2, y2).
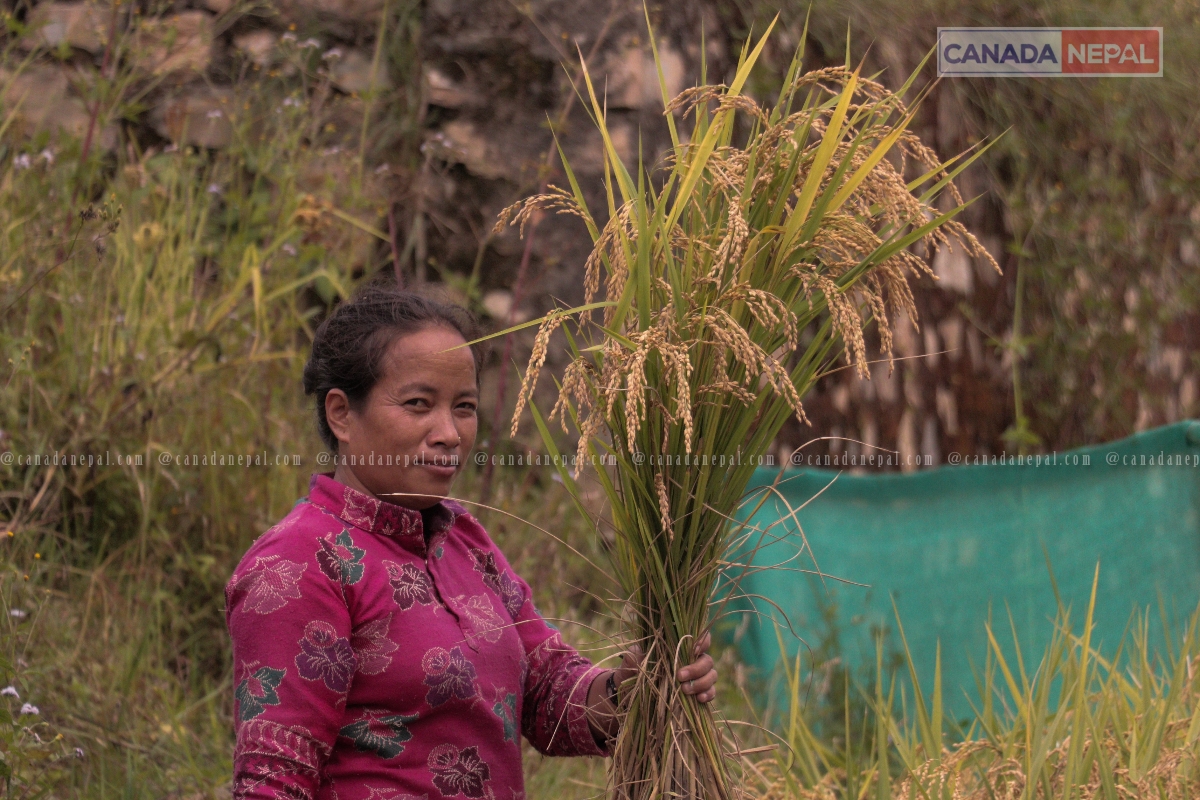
(325, 325, 479, 509)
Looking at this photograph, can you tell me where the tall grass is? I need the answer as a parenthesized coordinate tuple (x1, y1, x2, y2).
(493, 19, 996, 800)
(0, 30, 395, 792)
(750, 571, 1200, 800)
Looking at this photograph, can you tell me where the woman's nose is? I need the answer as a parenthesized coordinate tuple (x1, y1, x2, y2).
(429, 409, 461, 447)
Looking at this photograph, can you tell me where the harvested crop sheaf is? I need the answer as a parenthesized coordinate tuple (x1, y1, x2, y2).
(494, 19, 997, 800)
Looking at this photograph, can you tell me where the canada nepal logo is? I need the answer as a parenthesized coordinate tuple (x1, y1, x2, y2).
(937, 28, 1162, 77)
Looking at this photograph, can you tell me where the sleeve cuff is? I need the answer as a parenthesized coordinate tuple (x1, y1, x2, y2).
(566, 663, 611, 757)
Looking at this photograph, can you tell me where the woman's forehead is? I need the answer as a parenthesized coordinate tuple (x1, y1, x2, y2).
(380, 327, 476, 381)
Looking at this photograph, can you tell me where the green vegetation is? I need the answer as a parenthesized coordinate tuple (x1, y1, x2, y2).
(748, 575, 1200, 800)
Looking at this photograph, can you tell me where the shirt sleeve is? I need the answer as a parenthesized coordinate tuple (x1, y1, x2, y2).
(486, 545, 608, 758)
(225, 529, 357, 799)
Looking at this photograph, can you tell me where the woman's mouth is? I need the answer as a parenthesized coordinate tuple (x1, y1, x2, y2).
(418, 454, 459, 478)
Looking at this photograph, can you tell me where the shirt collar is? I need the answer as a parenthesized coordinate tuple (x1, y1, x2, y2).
(307, 472, 462, 553)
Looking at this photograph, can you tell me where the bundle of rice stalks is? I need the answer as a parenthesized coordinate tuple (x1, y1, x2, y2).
(493, 19, 998, 800)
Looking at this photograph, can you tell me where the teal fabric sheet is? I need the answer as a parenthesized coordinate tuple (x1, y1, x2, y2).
(728, 421, 1200, 719)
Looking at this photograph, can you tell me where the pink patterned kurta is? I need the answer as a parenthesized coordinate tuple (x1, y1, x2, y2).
(225, 473, 607, 800)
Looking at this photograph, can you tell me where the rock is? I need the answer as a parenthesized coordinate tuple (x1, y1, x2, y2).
(426, 120, 512, 180)
(327, 49, 391, 95)
(22, 2, 108, 53)
(151, 86, 234, 149)
(1, 65, 69, 115)
(423, 65, 477, 108)
(480, 290, 529, 323)
(932, 244, 972, 294)
(602, 39, 686, 110)
(937, 316, 964, 362)
(134, 11, 214, 78)
(276, 0, 386, 26)
(562, 119, 635, 174)
(0, 64, 117, 149)
(897, 409, 918, 472)
(233, 30, 277, 68)
(481, 289, 511, 320)
(42, 96, 118, 150)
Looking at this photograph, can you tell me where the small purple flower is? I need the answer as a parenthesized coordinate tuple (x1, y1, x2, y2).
(19, 703, 38, 716)
(1, 686, 18, 698)
(295, 620, 356, 692)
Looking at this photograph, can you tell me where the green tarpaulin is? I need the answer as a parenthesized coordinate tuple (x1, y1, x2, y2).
(728, 421, 1200, 719)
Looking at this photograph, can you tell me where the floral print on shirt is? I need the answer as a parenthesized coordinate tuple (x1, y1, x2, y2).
(422, 646, 477, 706)
(232, 555, 307, 614)
(235, 665, 286, 721)
(385, 561, 434, 610)
(226, 473, 607, 800)
(339, 709, 419, 759)
(352, 616, 399, 676)
(492, 693, 518, 743)
(296, 620, 357, 693)
(468, 549, 524, 619)
(427, 745, 490, 798)
(317, 529, 366, 586)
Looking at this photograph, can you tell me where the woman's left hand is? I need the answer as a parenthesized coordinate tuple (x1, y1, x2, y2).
(675, 631, 717, 703)
(613, 631, 718, 704)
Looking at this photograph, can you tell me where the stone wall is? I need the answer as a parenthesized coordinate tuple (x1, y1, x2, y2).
(5, 0, 1195, 467)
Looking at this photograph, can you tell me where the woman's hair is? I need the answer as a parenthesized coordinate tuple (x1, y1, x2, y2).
(302, 282, 484, 452)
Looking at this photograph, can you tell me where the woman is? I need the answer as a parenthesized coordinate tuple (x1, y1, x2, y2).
(226, 285, 717, 799)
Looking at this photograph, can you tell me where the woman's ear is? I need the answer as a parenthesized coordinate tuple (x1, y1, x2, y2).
(325, 389, 354, 447)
